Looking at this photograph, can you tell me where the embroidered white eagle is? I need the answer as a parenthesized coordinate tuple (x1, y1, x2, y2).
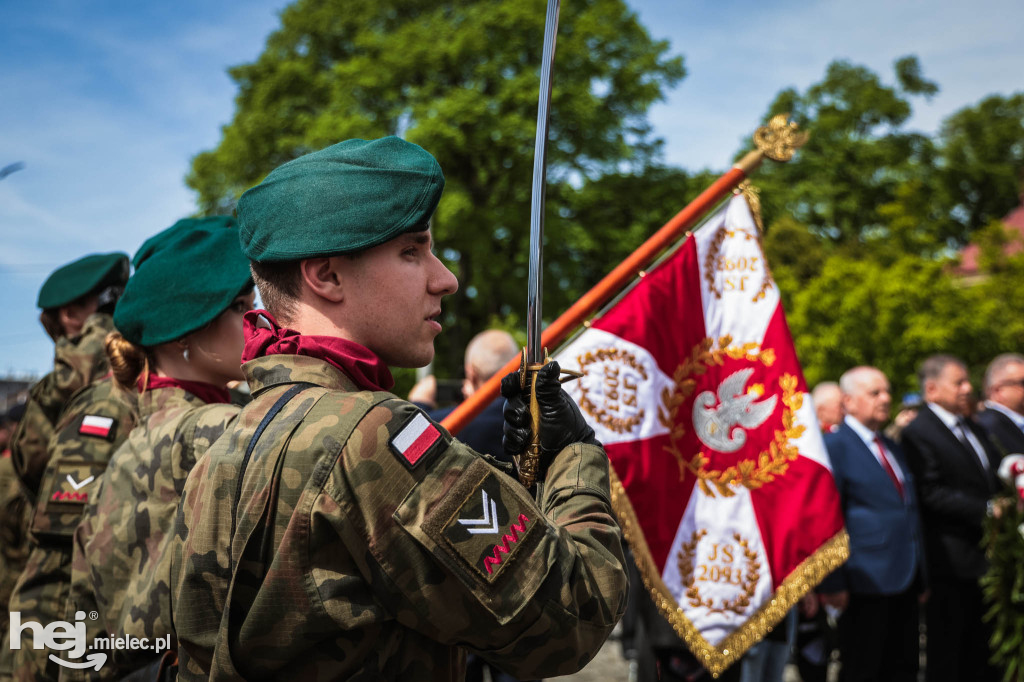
(692, 368, 777, 453)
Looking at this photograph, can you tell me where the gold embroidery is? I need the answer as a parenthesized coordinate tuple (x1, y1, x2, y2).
(576, 347, 649, 435)
(610, 470, 850, 677)
(658, 337, 805, 497)
(677, 531, 760, 615)
(701, 204, 775, 304)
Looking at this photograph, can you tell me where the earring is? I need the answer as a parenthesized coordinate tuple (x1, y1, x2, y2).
(183, 347, 190, 362)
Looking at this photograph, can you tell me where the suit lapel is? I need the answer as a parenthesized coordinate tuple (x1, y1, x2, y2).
(920, 406, 990, 484)
(840, 423, 904, 503)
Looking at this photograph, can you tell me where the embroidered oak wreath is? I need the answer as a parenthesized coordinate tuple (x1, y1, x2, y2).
(658, 335, 805, 498)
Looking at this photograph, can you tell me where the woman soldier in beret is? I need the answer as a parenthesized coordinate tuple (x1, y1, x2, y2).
(1, 252, 128, 674)
(62, 218, 254, 681)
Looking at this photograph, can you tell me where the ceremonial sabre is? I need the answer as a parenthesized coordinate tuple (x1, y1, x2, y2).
(517, 0, 563, 488)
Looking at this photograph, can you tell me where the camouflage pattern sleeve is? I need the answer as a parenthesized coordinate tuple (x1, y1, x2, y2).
(65, 391, 239, 681)
(4, 377, 136, 682)
(11, 314, 114, 500)
(173, 358, 626, 681)
(315, 399, 628, 678)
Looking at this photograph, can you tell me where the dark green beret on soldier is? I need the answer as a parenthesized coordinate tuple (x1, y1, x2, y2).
(132, 215, 236, 270)
(36, 252, 129, 310)
(114, 218, 253, 347)
(171, 136, 628, 681)
(238, 136, 442, 261)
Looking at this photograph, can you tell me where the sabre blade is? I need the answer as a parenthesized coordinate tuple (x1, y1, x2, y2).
(526, 0, 560, 365)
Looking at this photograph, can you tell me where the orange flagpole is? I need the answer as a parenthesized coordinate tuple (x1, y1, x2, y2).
(441, 116, 806, 436)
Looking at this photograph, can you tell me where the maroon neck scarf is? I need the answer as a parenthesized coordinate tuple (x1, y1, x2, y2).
(138, 376, 232, 404)
(241, 310, 394, 392)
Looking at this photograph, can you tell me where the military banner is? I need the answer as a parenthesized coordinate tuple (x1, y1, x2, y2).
(554, 192, 848, 675)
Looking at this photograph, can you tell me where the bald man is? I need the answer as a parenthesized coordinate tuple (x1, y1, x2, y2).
(409, 329, 520, 461)
(819, 366, 925, 682)
(812, 381, 843, 433)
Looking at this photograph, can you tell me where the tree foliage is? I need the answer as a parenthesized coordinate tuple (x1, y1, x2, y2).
(188, 0, 685, 373)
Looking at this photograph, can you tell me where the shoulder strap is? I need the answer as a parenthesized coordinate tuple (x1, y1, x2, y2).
(230, 383, 313, 543)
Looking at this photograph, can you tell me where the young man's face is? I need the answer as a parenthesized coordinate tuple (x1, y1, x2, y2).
(337, 230, 458, 368)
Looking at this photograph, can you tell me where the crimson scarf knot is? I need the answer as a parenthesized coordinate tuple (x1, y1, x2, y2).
(241, 310, 394, 392)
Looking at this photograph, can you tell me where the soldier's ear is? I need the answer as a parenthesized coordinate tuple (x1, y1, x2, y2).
(299, 257, 345, 304)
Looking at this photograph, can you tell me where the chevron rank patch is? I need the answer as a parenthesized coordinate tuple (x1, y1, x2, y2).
(389, 411, 444, 469)
(440, 471, 537, 582)
(79, 414, 115, 439)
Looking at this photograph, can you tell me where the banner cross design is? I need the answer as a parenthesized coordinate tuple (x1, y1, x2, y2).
(555, 193, 848, 675)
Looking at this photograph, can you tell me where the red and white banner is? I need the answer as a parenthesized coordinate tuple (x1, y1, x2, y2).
(555, 193, 848, 674)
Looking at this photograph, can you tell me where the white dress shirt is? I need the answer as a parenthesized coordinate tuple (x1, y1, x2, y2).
(844, 414, 906, 485)
(983, 400, 1024, 432)
(928, 402, 990, 470)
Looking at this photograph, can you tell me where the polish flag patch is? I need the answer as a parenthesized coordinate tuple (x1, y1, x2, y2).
(389, 412, 443, 469)
(79, 415, 114, 438)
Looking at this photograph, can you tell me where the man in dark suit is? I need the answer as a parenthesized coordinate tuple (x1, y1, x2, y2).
(819, 366, 925, 682)
(901, 354, 1002, 682)
(978, 353, 1024, 456)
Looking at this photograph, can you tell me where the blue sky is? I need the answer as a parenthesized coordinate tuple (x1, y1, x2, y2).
(1, 0, 1021, 376)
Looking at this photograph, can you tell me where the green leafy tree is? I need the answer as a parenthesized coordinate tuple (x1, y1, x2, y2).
(936, 93, 1024, 240)
(746, 56, 940, 250)
(188, 0, 684, 372)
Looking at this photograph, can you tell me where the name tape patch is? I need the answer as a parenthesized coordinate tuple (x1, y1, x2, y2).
(79, 415, 114, 438)
(389, 412, 442, 469)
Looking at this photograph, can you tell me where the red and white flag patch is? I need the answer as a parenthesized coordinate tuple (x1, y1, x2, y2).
(389, 412, 442, 469)
(79, 415, 114, 438)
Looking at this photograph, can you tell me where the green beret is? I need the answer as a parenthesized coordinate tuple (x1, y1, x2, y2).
(133, 215, 236, 269)
(37, 252, 129, 310)
(238, 136, 444, 262)
(114, 220, 253, 346)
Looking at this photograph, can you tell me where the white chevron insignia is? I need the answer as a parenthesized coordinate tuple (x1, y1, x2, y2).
(458, 491, 499, 535)
(66, 474, 95, 491)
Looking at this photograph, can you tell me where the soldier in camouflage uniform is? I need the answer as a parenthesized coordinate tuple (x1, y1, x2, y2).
(0, 405, 28, 651)
(2, 254, 129, 680)
(61, 218, 254, 681)
(171, 137, 628, 681)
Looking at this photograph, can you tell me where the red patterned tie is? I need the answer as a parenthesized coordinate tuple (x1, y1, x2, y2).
(874, 435, 905, 499)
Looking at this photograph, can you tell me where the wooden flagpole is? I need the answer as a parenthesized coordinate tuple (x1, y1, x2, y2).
(441, 115, 806, 435)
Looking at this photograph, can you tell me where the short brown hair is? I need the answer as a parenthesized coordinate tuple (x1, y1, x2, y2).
(918, 354, 965, 393)
(250, 260, 302, 323)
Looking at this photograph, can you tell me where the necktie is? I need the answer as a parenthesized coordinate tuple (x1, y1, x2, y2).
(874, 435, 905, 499)
(956, 418, 990, 471)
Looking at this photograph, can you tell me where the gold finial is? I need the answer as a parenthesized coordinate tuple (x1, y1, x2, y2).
(753, 114, 808, 162)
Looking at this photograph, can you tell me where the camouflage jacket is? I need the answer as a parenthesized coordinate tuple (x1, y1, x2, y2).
(172, 354, 628, 681)
(64, 386, 239, 681)
(0, 453, 29, 647)
(2, 377, 137, 682)
(11, 313, 115, 501)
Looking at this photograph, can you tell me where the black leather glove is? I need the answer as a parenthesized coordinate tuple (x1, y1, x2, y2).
(501, 360, 598, 464)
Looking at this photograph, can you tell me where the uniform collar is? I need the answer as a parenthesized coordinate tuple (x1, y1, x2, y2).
(137, 383, 211, 420)
(243, 354, 366, 397)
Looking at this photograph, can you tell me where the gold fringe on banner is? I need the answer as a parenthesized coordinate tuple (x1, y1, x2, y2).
(610, 468, 849, 677)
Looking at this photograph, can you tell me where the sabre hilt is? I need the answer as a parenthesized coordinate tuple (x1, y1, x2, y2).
(515, 347, 583, 487)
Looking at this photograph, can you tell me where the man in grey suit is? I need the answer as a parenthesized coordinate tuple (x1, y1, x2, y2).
(819, 367, 925, 682)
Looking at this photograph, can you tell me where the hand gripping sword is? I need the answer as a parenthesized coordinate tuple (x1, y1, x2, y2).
(516, 0, 581, 487)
